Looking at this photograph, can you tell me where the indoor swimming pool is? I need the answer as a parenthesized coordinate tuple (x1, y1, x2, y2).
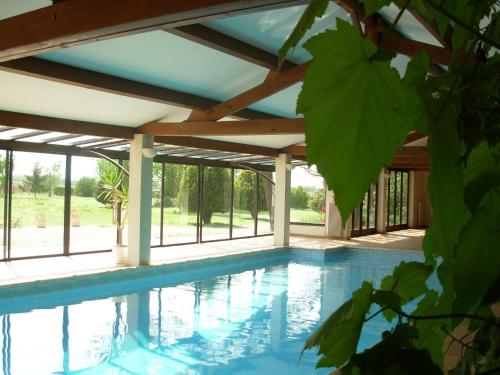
(0, 248, 423, 374)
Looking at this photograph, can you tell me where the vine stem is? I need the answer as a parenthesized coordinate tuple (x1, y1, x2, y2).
(422, 0, 500, 49)
(390, 308, 500, 330)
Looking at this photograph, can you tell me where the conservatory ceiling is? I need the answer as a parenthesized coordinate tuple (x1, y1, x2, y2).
(0, 0, 441, 169)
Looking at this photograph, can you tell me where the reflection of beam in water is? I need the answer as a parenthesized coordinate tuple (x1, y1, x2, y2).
(62, 306, 69, 374)
(126, 292, 150, 351)
(2, 315, 11, 375)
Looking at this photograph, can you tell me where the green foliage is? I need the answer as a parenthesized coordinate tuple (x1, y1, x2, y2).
(21, 163, 46, 198)
(45, 162, 61, 197)
(284, 0, 500, 373)
(201, 167, 230, 224)
(163, 164, 184, 207)
(234, 170, 266, 218)
(291, 186, 309, 209)
(95, 160, 128, 245)
(278, 0, 329, 65)
(74, 176, 98, 197)
(308, 188, 325, 211)
(298, 19, 416, 222)
(178, 165, 198, 213)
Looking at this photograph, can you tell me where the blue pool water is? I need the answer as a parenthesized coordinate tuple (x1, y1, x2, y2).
(0, 248, 423, 375)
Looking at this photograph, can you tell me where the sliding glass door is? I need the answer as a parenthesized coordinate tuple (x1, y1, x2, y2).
(386, 169, 409, 231)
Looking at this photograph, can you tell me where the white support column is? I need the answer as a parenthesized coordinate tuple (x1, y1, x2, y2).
(376, 168, 387, 233)
(128, 134, 154, 266)
(325, 189, 351, 239)
(274, 153, 291, 246)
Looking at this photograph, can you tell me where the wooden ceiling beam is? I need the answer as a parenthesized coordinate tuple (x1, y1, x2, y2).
(0, 0, 307, 62)
(168, 25, 297, 71)
(154, 136, 279, 157)
(284, 134, 427, 160)
(0, 110, 135, 139)
(189, 62, 309, 121)
(333, 0, 452, 70)
(0, 57, 277, 120)
(139, 118, 304, 136)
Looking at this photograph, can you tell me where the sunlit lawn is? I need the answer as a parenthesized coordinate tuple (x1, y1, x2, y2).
(6, 193, 276, 228)
(290, 208, 323, 224)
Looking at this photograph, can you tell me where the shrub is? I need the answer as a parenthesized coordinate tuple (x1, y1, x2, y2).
(291, 186, 309, 209)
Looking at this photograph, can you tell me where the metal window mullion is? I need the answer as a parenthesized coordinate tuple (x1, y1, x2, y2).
(405, 171, 410, 225)
(229, 168, 234, 239)
(3, 150, 10, 259)
(254, 172, 258, 236)
(198, 165, 203, 243)
(7, 150, 13, 259)
(159, 163, 165, 246)
(359, 196, 364, 233)
(399, 171, 404, 226)
(366, 186, 371, 230)
(392, 172, 398, 225)
(386, 172, 391, 227)
(63, 154, 72, 255)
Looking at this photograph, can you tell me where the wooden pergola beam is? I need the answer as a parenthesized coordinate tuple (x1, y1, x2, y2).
(282, 133, 427, 157)
(154, 136, 279, 157)
(0, 57, 277, 120)
(138, 118, 305, 136)
(0, 110, 135, 139)
(168, 25, 297, 71)
(189, 62, 309, 121)
(334, 0, 452, 69)
(0, 0, 306, 62)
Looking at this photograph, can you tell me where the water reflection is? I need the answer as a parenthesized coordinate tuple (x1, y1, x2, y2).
(0, 250, 423, 374)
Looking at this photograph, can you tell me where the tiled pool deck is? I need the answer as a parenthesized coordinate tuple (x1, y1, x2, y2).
(0, 229, 424, 286)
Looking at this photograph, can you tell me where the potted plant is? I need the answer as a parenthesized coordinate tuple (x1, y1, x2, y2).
(97, 165, 128, 265)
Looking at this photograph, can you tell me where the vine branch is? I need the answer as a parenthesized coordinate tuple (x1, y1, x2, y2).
(422, 0, 500, 49)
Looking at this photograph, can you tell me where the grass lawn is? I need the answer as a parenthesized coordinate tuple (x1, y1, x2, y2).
(290, 208, 323, 224)
(7, 193, 274, 229)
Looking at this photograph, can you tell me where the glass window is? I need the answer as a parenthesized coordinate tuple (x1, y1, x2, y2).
(233, 169, 256, 238)
(290, 166, 325, 225)
(0, 150, 6, 260)
(201, 166, 231, 241)
(163, 164, 199, 245)
(70, 156, 116, 253)
(151, 162, 162, 246)
(11, 151, 65, 257)
(386, 169, 409, 231)
(351, 184, 377, 237)
(257, 173, 274, 235)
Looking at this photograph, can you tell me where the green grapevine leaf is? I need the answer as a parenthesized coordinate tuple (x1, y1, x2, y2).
(425, 104, 471, 262)
(298, 20, 418, 222)
(306, 281, 374, 368)
(340, 324, 442, 374)
(381, 261, 432, 303)
(278, 0, 329, 66)
(453, 186, 500, 312)
(362, 0, 391, 16)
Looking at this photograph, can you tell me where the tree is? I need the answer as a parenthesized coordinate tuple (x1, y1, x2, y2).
(291, 186, 309, 209)
(308, 188, 325, 211)
(46, 162, 61, 197)
(21, 163, 46, 198)
(177, 165, 198, 213)
(178, 166, 230, 224)
(74, 176, 98, 197)
(234, 170, 267, 219)
(202, 167, 230, 224)
(163, 164, 183, 207)
(281, 1, 499, 373)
